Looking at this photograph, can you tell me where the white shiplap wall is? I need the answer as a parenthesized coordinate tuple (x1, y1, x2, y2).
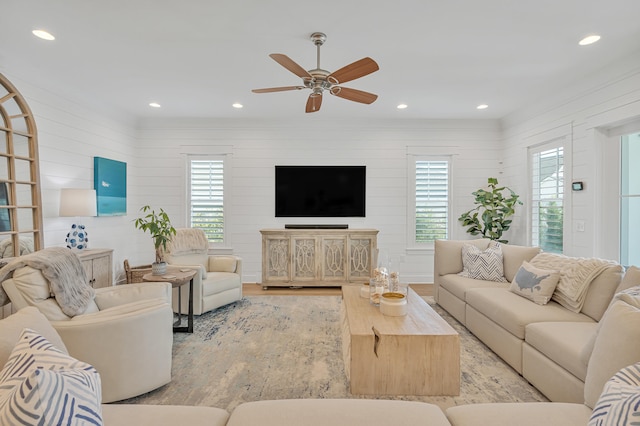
(136, 118, 503, 283)
(2, 71, 142, 284)
(500, 48, 640, 258)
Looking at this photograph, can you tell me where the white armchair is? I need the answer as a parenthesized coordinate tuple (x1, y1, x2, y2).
(1, 264, 173, 403)
(163, 228, 243, 315)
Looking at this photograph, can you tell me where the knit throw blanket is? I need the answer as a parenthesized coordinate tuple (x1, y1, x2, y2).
(0, 247, 95, 316)
(163, 228, 208, 256)
(530, 252, 618, 313)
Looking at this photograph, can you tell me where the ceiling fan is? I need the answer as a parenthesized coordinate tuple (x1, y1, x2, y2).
(252, 32, 379, 113)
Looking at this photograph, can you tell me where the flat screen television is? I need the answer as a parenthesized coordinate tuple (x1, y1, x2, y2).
(275, 165, 366, 217)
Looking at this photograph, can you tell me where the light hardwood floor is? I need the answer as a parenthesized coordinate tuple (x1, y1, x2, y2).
(243, 283, 433, 297)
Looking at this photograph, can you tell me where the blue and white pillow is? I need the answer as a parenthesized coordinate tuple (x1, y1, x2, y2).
(589, 362, 640, 426)
(510, 261, 560, 305)
(0, 328, 103, 425)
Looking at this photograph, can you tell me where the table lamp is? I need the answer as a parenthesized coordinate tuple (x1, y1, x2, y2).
(59, 188, 97, 250)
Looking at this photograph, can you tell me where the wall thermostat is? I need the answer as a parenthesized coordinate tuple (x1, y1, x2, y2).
(572, 181, 584, 191)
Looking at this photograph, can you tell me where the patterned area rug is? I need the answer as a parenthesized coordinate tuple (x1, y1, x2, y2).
(121, 295, 547, 412)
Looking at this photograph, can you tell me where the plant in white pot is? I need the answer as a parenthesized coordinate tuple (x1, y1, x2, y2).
(134, 205, 176, 275)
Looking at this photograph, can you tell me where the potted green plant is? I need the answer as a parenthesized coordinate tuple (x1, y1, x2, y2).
(134, 205, 177, 275)
(458, 177, 522, 243)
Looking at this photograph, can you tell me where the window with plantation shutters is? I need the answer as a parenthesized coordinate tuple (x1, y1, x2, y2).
(189, 158, 224, 243)
(415, 160, 449, 243)
(530, 146, 564, 253)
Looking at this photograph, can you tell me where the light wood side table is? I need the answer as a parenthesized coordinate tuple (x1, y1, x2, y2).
(143, 267, 197, 333)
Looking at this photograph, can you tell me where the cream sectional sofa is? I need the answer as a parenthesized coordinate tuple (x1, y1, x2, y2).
(433, 238, 636, 404)
(3, 284, 640, 425)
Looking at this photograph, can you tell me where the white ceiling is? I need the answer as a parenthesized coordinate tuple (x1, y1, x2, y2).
(2, 0, 640, 120)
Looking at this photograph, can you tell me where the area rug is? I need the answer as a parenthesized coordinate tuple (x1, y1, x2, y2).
(121, 296, 547, 412)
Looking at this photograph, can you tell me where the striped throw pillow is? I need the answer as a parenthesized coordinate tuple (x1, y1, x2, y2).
(589, 362, 640, 426)
(0, 328, 102, 425)
(458, 241, 507, 282)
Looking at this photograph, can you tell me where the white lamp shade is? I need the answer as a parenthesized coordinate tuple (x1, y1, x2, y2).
(59, 188, 97, 217)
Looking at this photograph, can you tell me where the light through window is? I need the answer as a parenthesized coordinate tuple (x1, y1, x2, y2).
(531, 147, 564, 253)
(415, 160, 449, 242)
(189, 159, 224, 243)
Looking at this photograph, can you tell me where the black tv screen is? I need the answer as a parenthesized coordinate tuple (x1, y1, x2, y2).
(275, 166, 366, 217)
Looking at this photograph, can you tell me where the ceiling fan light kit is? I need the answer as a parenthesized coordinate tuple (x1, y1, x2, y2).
(252, 32, 379, 113)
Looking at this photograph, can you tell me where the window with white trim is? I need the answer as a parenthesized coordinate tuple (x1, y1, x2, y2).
(188, 157, 225, 244)
(530, 146, 564, 253)
(413, 159, 450, 243)
(621, 131, 640, 266)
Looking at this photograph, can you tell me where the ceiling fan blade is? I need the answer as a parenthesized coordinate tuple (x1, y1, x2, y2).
(327, 57, 379, 84)
(252, 86, 305, 93)
(305, 93, 322, 113)
(269, 53, 312, 79)
(330, 87, 378, 104)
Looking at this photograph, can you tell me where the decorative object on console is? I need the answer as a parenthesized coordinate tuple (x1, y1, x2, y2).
(134, 205, 176, 276)
(59, 188, 97, 250)
(458, 177, 522, 243)
(458, 241, 507, 282)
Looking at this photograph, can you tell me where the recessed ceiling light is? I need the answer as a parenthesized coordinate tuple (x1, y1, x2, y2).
(149, 102, 161, 108)
(232, 103, 243, 109)
(32, 29, 55, 41)
(579, 34, 601, 46)
(476, 104, 488, 110)
(397, 104, 408, 109)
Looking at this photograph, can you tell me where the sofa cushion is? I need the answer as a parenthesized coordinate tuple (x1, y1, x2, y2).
(459, 241, 507, 282)
(466, 288, 593, 339)
(500, 244, 541, 282)
(203, 272, 242, 296)
(439, 274, 509, 301)
(435, 239, 490, 276)
(589, 362, 640, 426)
(446, 402, 592, 426)
(0, 329, 102, 425)
(227, 399, 451, 426)
(0, 306, 68, 368)
(101, 404, 229, 426)
(510, 261, 560, 305)
(209, 256, 237, 273)
(616, 265, 640, 293)
(525, 321, 598, 381)
(581, 263, 624, 321)
(584, 286, 640, 408)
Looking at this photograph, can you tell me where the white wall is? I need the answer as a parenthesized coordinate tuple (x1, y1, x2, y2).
(501, 48, 640, 259)
(2, 71, 143, 283)
(136, 118, 503, 283)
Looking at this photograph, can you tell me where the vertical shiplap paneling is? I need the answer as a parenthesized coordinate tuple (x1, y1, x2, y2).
(137, 118, 502, 283)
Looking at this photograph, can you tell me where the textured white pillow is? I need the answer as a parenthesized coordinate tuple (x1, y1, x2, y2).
(589, 362, 640, 426)
(458, 241, 507, 282)
(509, 261, 560, 305)
(0, 328, 102, 425)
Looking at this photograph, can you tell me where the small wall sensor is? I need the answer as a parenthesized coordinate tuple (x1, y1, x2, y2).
(572, 182, 584, 191)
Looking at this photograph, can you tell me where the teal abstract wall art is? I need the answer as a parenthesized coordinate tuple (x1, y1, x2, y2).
(94, 157, 127, 216)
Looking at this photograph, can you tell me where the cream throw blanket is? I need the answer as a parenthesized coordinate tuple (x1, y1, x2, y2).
(163, 228, 208, 256)
(530, 252, 618, 313)
(0, 247, 95, 316)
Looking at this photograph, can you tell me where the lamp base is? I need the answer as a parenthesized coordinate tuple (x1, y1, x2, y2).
(65, 223, 89, 250)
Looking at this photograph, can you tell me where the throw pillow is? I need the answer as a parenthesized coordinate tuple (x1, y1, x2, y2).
(589, 362, 640, 426)
(0, 328, 102, 425)
(509, 261, 560, 305)
(458, 241, 507, 282)
(0, 306, 68, 368)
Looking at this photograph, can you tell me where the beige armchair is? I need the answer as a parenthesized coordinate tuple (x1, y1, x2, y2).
(1, 264, 173, 403)
(163, 228, 243, 315)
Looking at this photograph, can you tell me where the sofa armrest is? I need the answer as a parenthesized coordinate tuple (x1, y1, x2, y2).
(94, 282, 171, 310)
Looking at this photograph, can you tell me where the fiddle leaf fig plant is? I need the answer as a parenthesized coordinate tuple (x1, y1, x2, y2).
(134, 205, 176, 264)
(458, 177, 522, 243)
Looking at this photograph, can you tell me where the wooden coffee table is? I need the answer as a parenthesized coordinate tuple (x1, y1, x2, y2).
(341, 285, 460, 396)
